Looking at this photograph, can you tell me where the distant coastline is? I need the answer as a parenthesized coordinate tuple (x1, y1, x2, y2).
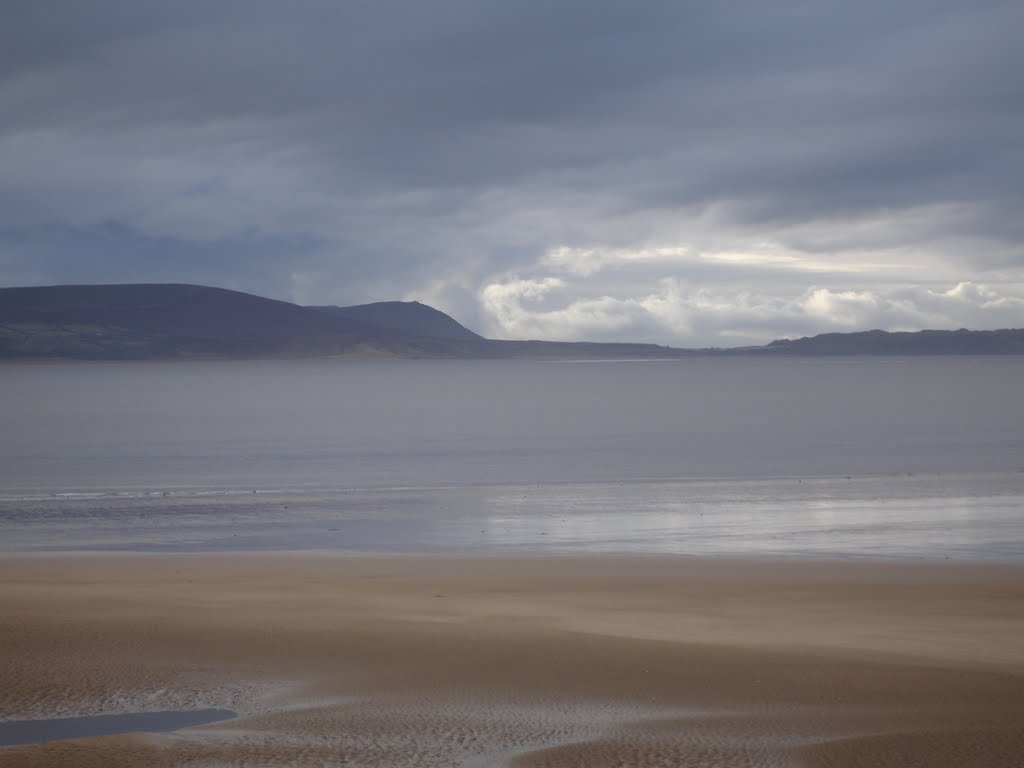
(2, 283, 1023, 360)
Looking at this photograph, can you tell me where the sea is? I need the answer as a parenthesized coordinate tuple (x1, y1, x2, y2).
(1, 357, 1022, 560)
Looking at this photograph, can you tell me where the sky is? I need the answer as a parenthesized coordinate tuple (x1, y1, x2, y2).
(1, 1, 1022, 346)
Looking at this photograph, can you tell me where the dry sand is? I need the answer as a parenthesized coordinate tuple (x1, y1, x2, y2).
(1, 554, 1023, 767)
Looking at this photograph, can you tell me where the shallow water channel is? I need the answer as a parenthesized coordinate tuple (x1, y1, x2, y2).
(0, 708, 236, 748)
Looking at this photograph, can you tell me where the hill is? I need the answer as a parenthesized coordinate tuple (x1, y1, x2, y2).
(0, 284, 405, 359)
(311, 301, 484, 342)
(0, 283, 677, 360)
(758, 328, 1024, 356)
(1, 283, 1022, 360)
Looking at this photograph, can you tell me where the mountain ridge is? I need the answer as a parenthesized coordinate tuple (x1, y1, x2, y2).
(1, 283, 1022, 360)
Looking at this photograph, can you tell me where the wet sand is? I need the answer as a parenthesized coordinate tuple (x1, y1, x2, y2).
(1, 554, 1023, 767)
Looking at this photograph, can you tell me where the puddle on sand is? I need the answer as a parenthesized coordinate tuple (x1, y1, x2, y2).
(0, 708, 236, 748)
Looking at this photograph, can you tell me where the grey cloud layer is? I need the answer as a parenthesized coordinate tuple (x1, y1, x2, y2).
(1, 1, 1022, 344)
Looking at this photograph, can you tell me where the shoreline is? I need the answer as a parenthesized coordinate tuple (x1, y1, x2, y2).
(3, 470, 1023, 561)
(3, 553, 1023, 766)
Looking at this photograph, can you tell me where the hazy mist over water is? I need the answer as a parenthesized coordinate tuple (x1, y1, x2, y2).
(2, 358, 1022, 559)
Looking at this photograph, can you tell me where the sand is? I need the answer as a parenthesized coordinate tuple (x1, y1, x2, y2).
(1, 554, 1023, 767)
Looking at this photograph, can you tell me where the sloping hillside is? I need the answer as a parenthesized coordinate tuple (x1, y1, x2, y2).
(0, 284, 401, 359)
(311, 301, 483, 342)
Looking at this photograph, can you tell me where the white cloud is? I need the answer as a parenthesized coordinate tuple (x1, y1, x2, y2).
(465, 197, 1024, 345)
(479, 276, 568, 336)
(539, 242, 905, 279)
(478, 270, 1024, 346)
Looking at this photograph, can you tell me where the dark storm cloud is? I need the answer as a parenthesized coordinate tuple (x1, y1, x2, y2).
(1, 1, 1022, 343)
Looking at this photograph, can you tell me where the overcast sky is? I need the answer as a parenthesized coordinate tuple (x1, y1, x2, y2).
(2, 1, 1022, 345)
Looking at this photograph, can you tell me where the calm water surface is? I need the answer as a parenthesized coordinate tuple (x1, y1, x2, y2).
(1, 357, 1022, 559)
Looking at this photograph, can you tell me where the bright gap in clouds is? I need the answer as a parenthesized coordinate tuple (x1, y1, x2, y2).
(423, 199, 1024, 346)
(473, 205, 1024, 346)
(479, 273, 1024, 347)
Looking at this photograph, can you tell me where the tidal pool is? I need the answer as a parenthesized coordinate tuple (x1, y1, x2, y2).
(0, 708, 236, 748)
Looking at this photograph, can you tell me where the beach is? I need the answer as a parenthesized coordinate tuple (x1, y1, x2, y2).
(2, 360, 1023, 765)
(2, 553, 1023, 767)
